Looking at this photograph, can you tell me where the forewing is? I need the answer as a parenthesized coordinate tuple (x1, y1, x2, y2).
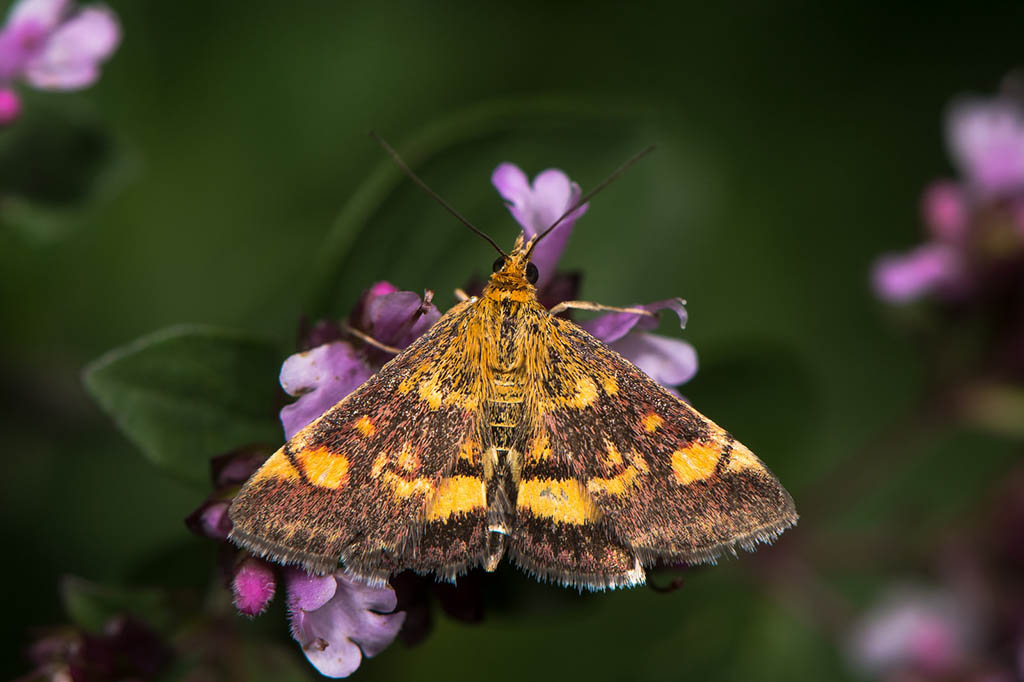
(519, 315, 796, 582)
(229, 301, 491, 583)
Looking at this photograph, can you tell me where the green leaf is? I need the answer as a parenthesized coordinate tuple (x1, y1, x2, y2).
(60, 575, 175, 634)
(83, 324, 284, 486)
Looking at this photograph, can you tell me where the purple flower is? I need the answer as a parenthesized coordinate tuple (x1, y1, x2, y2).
(232, 557, 277, 617)
(347, 281, 441, 367)
(285, 569, 405, 679)
(872, 80, 1024, 305)
(22, 616, 172, 682)
(492, 163, 589, 288)
(847, 585, 975, 678)
(0, 86, 20, 124)
(948, 98, 1024, 196)
(280, 341, 374, 440)
(922, 180, 968, 243)
(185, 446, 271, 543)
(581, 298, 698, 389)
(872, 243, 961, 304)
(492, 163, 698, 389)
(0, 0, 120, 124)
(281, 283, 439, 439)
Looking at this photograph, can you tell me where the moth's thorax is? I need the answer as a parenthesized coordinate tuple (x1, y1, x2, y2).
(482, 270, 534, 303)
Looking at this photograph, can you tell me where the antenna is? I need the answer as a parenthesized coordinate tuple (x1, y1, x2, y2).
(527, 145, 656, 257)
(370, 132, 507, 257)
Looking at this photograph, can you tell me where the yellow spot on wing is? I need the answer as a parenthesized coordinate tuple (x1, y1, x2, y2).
(354, 416, 376, 437)
(397, 443, 421, 472)
(603, 441, 623, 466)
(517, 478, 602, 524)
(296, 446, 350, 489)
(643, 413, 664, 432)
(251, 450, 300, 482)
(602, 376, 618, 395)
(726, 441, 765, 474)
(387, 473, 434, 498)
(587, 464, 641, 496)
(671, 443, 721, 484)
(525, 434, 552, 464)
(426, 476, 486, 520)
(371, 453, 387, 477)
(444, 391, 477, 410)
(418, 376, 443, 409)
(569, 377, 598, 408)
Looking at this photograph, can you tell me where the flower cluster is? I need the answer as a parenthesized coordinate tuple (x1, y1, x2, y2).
(845, 465, 1024, 681)
(873, 78, 1024, 304)
(19, 616, 172, 682)
(0, 0, 120, 126)
(186, 161, 698, 678)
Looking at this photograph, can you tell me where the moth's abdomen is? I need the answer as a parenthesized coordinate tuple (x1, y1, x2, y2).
(483, 371, 524, 566)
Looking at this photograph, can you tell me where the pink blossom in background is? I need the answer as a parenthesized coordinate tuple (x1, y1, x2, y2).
(0, 86, 20, 123)
(872, 81, 1024, 304)
(0, 0, 120, 125)
(948, 98, 1024, 196)
(872, 243, 960, 303)
(847, 585, 975, 678)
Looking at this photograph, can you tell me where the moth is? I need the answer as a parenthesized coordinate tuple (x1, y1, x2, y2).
(228, 144, 797, 590)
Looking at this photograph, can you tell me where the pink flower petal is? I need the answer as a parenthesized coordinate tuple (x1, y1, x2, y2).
(286, 569, 338, 612)
(947, 98, 1024, 195)
(232, 558, 277, 617)
(6, 0, 69, 32)
(847, 586, 973, 677)
(872, 243, 959, 303)
(288, 572, 405, 679)
(609, 332, 698, 388)
(0, 16, 51, 78)
(24, 5, 120, 90)
(194, 501, 232, 541)
(921, 181, 968, 242)
(581, 298, 688, 344)
(491, 163, 589, 288)
(367, 290, 440, 349)
(279, 341, 373, 439)
(0, 88, 21, 125)
(490, 163, 530, 207)
(530, 169, 575, 229)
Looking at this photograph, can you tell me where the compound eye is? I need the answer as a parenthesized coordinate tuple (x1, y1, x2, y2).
(525, 262, 539, 285)
(492, 256, 506, 273)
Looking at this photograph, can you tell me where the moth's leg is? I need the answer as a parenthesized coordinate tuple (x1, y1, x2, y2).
(340, 322, 402, 354)
(454, 288, 471, 302)
(548, 300, 656, 318)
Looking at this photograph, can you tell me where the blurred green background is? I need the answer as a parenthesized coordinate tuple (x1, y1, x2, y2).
(3, 1, 1024, 680)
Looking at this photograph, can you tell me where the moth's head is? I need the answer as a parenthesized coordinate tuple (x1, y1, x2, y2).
(489, 233, 539, 287)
